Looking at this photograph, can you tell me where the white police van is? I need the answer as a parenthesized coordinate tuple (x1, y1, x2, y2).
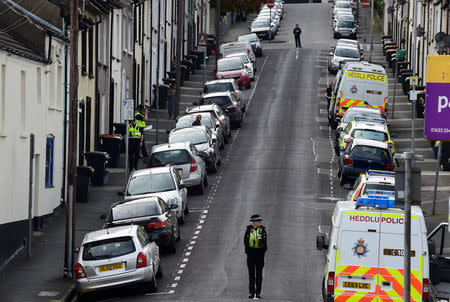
(317, 196, 430, 301)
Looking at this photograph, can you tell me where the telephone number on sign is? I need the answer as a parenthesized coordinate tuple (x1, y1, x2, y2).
(430, 128, 450, 133)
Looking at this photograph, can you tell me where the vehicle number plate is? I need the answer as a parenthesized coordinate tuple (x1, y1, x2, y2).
(98, 262, 124, 272)
(383, 248, 416, 257)
(343, 281, 371, 289)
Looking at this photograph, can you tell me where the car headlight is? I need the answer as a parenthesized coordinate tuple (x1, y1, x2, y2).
(332, 58, 339, 65)
(167, 198, 180, 206)
(242, 69, 248, 77)
(216, 73, 223, 79)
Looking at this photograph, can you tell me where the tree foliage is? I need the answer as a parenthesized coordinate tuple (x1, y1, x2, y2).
(210, 0, 266, 15)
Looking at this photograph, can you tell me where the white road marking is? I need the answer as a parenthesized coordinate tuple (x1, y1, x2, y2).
(296, 48, 299, 60)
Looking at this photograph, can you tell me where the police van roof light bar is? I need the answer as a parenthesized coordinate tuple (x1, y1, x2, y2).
(367, 170, 395, 176)
(356, 196, 399, 209)
(354, 116, 386, 124)
(365, 189, 395, 196)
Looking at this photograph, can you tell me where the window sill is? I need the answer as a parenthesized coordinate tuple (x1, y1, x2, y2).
(81, 71, 88, 77)
(127, 51, 133, 56)
(0, 132, 7, 137)
(20, 133, 28, 138)
(89, 74, 94, 79)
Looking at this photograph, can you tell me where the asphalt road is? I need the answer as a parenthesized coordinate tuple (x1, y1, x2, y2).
(84, 3, 349, 301)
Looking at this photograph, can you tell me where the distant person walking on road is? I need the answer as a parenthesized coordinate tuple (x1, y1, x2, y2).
(244, 214, 267, 299)
(293, 24, 302, 48)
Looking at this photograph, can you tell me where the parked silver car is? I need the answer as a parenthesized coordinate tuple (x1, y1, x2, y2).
(75, 225, 162, 301)
(202, 79, 247, 113)
(168, 126, 221, 173)
(125, 166, 189, 223)
(176, 112, 225, 149)
(147, 142, 208, 193)
(186, 104, 232, 139)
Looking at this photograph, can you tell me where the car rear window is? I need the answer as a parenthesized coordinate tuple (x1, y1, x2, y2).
(203, 96, 232, 106)
(342, 111, 382, 123)
(362, 184, 395, 195)
(338, 21, 354, 28)
(112, 201, 162, 221)
(335, 2, 352, 8)
(176, 116, 213, 129)
(204, 83, 234, 93)
(351, 146, 391, 161)
(149, 149, 192, 167)
(82, 237, 136, 261)
(335, 47, 359, 58)
(127, 173, 175, 196)
(352, 129, 388, 142)
(218, 59, 243, 71)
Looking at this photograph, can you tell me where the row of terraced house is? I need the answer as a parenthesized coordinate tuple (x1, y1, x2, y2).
(0, 0, 216, 268)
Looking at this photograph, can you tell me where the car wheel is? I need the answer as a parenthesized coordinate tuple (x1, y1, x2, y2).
(227, 129, 232, 137)
(145, 270, 157, 293)
(204, 175, 208, 187)
(331, 120, 338, 130)
(337, 166, 341, 177)
(184, 201, 189, 214)
(219, 141, 225, 150)
(340, 173, 347, 187)
(217, 155, 222, 166)
(178, 211, 185, 224)
(210, 161, 218, 173)
(197, 178, 205, 194)
(76, 293, 92, 302)
(247, 82, 251, 89)
(224, 134, 229, 144)
(156, 262, 163, 278)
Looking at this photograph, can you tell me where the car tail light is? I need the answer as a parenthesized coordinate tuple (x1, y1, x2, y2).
(327, 272, 335, 293)
(344, 156, 353, 165)
(233, 91, 239, 99)
(147, 220, 166, 229)
(354, 185, 363, 201)
(385, 163, 395, 170)
(74, 263, 86, 279)
(225, 104, 237, 112)
(423, 278, 430, 300)
(137, 252, 147, 268)
(190, 158, 198, 172)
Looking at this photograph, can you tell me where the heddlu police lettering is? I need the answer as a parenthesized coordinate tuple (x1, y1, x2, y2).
(348, 214, 404, 224)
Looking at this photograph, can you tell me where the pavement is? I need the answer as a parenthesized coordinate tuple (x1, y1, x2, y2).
(1, 2, 448, 302)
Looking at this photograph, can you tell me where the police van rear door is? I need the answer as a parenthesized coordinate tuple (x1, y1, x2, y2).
(334, 211, 380, 301)
(378, 213, 424, 301)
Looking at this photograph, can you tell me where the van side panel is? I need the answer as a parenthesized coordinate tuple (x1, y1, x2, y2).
(378, 214, 424, 301)
(334, 212, 381, 301)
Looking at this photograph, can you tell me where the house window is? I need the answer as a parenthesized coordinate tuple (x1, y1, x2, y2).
(123, 14, 127, 52)
(81, 29, 87, 76)
(45, 136, 54, 188)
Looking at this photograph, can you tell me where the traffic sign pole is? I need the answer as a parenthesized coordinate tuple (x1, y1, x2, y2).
(197, 33, 207, 86)
(267, 1, 274, 40)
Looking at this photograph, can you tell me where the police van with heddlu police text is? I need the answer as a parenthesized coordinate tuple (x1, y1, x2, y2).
(317, 196, 430, 301)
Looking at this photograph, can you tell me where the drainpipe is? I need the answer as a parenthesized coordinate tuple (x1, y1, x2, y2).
(62, 18, 69, 205)
(27, 133, 35, 259)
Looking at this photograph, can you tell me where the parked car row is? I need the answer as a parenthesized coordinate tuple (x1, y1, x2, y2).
(332, 0, 358, 39)
(74, 33, 264, 301)
(250, 0, 284, 40)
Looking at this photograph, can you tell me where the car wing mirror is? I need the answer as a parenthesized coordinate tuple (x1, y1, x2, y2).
(192, 101, 198, 105)
(100, 213, 107, 220)
(212, 137, 218, 143)
(74, 247, 80, 254)
(329, 52, 334, 56)
(170, 203, 179, 209)
(343, 183, 352, 190)
(316, 235, 329, 250)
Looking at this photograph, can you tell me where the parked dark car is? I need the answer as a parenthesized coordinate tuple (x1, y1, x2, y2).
(200, 92, 243, 127)
(103, 197, 180, 252)
(237, 33, 263, 57)
(338, 138, 395, 186)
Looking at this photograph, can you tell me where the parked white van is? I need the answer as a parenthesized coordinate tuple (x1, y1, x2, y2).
(317, 197, 430, 301)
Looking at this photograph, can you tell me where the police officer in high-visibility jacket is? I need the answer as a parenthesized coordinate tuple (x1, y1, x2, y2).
(128, 119, 142, 171)
(135, 104, 148, 159)
(244, 214, 267, 299)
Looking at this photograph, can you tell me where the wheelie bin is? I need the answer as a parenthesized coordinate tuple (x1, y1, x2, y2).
(76, 166, 94, 202)
(113, 123, 127, 152)
(83, 151, 110, 186)
(100, 134, 123, 168)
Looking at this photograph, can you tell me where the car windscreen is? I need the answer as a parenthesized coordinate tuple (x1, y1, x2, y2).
(337, 14, 354, 21)
(338, 21, 354, 28)
(176, 116, 214, 129)
(204, 83, 234, 93)
(342, 111, 382, 123)
(352, 129, 388, 142)
(112, 201, 163, 221)
(335, 47, 359, 58)
(237, 55, 250, 63)
(203, 96, 232, 107)
(127, 173, 176, 195)
(218, 60, 243, 71)
(238, 35, 258, 42)
(169, 131, 208, 145)
(149, 149, 191, 167)
(351, 146, 391, 161)
(252, 21, 269, 28)
(335, 2, 352, 8)
(82, 237, 136, 261)
(362, 183, 395, 195)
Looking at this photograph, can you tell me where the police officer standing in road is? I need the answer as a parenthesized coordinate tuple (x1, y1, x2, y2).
(293, 24, 302, 48)
(244, 214, 267, 299)
(128, 118, 142, 171)
(135, 104, 149, 159)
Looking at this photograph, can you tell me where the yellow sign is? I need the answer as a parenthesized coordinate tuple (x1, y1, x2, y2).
(409, 76, 419, 86)
(346, 71, 386, 82)
(426, 55, 450, 83)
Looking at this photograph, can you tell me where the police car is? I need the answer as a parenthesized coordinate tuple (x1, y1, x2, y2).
(317, 196, 430, 302)
(346, 170, 395, 202)
(335, 118, 395, 156)
(335, 106, 384, 141)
